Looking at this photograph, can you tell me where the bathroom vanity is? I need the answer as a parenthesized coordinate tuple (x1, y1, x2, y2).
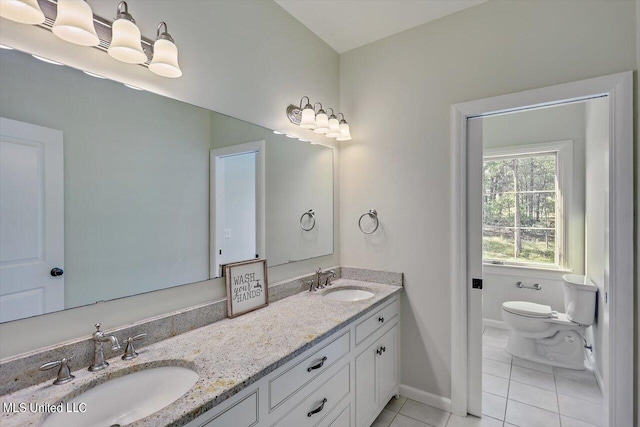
(0, 278, 402, 427)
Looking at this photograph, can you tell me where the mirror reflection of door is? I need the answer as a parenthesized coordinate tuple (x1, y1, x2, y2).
(211, 141, 264, 278)
(0, 117, 64, 322)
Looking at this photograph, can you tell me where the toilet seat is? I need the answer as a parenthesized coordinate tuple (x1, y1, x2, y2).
(502, 301, 554, 318)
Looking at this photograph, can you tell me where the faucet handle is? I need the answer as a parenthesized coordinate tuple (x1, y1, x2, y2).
(39, 357, 75, 385)
(122, 333, 147, 360)
(94, 322, 102, 331)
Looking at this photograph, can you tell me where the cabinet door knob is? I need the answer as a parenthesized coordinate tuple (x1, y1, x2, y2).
(307, 356, 328, 372)
(382, 346, 386, 353)
(378, 317, 384, 323)
(376, 347, 383, 356)
(307, 398, 328, 417)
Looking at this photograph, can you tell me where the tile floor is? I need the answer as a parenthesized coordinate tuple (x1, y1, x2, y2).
(371, 326, 604, 427)
(480, 326, 604, 427)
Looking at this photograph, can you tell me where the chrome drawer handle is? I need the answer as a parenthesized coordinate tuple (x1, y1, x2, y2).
(307, 398, 328, 417)
(307, 356, 328, 372)
(378, 317, 384, 323)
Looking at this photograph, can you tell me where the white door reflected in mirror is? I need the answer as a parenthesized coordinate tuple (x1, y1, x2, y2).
(211, 141, 265, 278)
(0, 118, 64, 322)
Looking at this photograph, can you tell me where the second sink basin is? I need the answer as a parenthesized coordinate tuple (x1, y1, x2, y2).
(323, 288, 374, 302)
(42, 366, 199, 427)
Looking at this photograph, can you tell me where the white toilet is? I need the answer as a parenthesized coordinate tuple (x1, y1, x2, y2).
(501, 274, 597, 370)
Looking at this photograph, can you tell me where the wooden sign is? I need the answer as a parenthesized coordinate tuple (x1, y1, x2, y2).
(225, 259, 268, 318)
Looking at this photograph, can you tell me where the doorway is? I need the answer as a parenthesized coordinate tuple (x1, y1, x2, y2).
(450, 72, 633, 426)
(210, 140, 265, 278)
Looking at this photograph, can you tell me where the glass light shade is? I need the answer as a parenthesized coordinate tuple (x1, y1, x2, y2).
(336, 122, 352, 141)
(52, 0, 99, 46)
(149, 38, 182, 78)
(325, 116, 341, 138)
(299, 105, 316, 129)
(108, 18, 147, 64)
(313, 112, 329, 134)
(0, 0, 45, 24)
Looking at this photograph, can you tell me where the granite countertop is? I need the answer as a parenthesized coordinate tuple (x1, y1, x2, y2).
(0, 279, 402, 427)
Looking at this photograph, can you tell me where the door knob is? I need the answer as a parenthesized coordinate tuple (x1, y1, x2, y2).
(50, 268, 64, 277)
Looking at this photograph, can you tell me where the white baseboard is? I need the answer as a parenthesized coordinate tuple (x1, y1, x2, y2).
(587, 353, 605, 395)
(482, 318, 507, 330)
(399, 384, 451, 412)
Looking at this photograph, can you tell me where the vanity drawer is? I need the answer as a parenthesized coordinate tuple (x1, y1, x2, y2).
(202, 391, 258, 427)
(269, 331, 350, 410)
(355, 298, 399, 345)
(274, 363, 350, 427)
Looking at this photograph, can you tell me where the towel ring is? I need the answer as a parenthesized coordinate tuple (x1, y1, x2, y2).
(300, 209, 316, 231)
(358, 209, 379, 234)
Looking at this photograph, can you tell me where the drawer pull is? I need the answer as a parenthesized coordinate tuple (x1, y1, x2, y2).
(307, 356, 328, 372)
(378, 316, 384, 323)
(307, 398, 328, 417)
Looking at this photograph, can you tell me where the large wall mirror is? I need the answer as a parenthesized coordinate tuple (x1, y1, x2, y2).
(0, 48, 334, 323)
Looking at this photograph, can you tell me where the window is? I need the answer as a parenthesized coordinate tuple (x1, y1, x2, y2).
(482, 141, 572, 269)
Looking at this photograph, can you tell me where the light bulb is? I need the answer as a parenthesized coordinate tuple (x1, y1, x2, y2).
(299, 103, 316, 129)
(0, 0, 45, 25)
(53, 0, 99, 46)
(314, 109, 329, 134)
(336, 120, 352, 141)
(149, 22, 182, 78)
(107, 2, 147, 64)
(325, 114, 342, 138)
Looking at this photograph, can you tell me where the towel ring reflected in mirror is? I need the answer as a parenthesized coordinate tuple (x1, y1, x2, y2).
(358, 209, 379, 234)
(300, 209, 316, 231)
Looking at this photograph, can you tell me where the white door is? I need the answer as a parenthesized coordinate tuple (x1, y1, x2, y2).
(210, 141, 265, 278)
(466, 117, 484, 416)
(0, 117, 64, 322)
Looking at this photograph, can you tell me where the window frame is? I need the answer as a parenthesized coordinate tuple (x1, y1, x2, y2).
(482, 140, 573, 271)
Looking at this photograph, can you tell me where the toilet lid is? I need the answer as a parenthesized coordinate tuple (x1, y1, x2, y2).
(502, 301, 553, 318)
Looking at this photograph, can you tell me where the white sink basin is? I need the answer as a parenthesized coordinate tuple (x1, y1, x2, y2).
(42, 366, 199, 427)
(323, 288, 374, 302)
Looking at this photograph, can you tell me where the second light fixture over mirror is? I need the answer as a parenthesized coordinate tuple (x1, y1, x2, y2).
(288, 96, 352, 141)
(0, 0, 182, 78)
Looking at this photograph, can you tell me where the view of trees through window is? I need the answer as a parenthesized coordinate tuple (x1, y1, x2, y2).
(482, 153, 557, 265)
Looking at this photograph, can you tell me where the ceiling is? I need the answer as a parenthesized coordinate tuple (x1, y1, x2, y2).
(274, 0, 487, 54)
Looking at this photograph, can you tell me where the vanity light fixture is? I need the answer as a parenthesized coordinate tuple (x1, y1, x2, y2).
(336, 113, 352, 141)
(107, 1, 147, 64)
(2, 0, 183, 78)
(32, 54, 64, 65)
(52, 0, 99, 46)
(149, 22, 182, 78)
(0, 0, 45, 25)
(286, 98, 352, 141)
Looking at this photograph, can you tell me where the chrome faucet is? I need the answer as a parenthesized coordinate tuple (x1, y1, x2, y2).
(309, 268, 337, 291)
(89, 323, 121, 372)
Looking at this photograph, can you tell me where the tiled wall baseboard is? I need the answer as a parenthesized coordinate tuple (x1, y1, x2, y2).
(0, 266, 403, 395)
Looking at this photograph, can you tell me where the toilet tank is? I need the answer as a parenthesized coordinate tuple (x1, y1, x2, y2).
(562, 274, 597, 325)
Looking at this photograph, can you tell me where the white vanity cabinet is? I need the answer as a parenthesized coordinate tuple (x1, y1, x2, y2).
(354, 298, 400, 427)
(185, 295, 400, 427)
(355, 326, 399, 427)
